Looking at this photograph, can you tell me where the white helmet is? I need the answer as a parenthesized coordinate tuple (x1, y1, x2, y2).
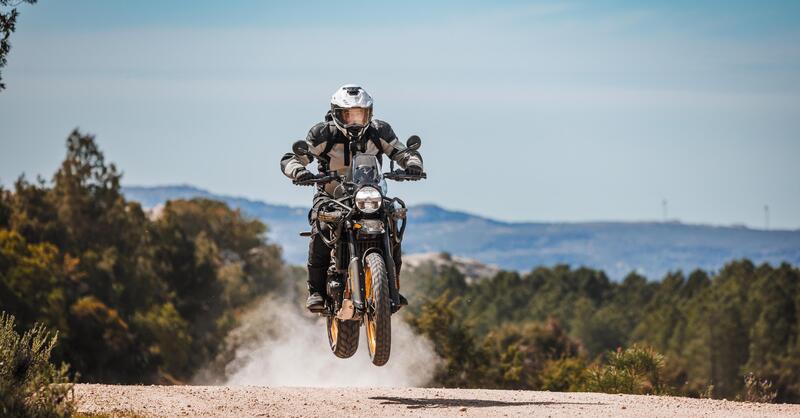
(330, 84, 373, 139)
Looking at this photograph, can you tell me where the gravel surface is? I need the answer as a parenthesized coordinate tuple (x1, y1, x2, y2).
(74, 384, 800, 417)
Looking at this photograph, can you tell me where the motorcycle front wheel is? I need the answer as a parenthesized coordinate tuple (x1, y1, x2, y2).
(327, 316, 359, 358)
(364, 252, 391, 366)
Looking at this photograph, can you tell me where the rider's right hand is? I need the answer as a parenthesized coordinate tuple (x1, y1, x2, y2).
(295, 169, 315, 183)
(405, 164, 423, 177)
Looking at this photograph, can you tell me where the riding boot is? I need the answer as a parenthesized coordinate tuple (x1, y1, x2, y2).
(307, 224, 331, 311)
(306, 265, 327, 311)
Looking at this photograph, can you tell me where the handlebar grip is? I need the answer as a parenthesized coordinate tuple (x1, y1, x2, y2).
(293, 175, 339, 186)
(384, 171, 426, 181)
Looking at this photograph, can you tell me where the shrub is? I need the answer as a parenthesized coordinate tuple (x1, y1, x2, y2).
(583, 345, 669, 395)
(0, 312, 75, 417)
(539, 357, 587, 392)
(741, 373, 777, 403)
(481, 318, 582, 389)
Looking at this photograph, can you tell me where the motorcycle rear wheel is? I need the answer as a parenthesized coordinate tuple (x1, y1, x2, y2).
(327, 316, 359, 358)
(364, 252, 391, 366)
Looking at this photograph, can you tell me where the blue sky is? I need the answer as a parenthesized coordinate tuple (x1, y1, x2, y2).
(1, 0, 799, 228)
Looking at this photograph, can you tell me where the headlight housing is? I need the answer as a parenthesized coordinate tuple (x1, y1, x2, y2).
(355, 186, 382, 213)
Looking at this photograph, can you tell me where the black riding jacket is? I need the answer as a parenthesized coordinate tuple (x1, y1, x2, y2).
(280, 115, 423, 195)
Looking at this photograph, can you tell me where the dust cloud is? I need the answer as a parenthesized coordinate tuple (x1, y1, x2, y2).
(220, 295, 440, 387)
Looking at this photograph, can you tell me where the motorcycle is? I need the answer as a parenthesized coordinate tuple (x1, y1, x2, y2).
(291, 136, 426, 366)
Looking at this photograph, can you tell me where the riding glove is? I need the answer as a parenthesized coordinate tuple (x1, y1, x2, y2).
(405, 164, 423, 176)
(295, 169, 315, 182)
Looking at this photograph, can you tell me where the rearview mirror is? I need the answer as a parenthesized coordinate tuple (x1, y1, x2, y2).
(292, 140, 310, 157)
(406, 135, 422, 151)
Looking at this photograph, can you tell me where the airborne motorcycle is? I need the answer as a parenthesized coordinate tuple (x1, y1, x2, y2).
(291, 136, 426, 366)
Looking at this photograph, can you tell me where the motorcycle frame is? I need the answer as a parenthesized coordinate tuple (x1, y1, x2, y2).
(313, 184, 407, 318)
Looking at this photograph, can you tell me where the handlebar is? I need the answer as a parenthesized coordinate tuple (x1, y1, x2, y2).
(293, 174, 340, 186)
(383, 170, 427, 182)
(293, 170, 425, 186)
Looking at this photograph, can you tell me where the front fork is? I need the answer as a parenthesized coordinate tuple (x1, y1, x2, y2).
(345, 228, 401, 315)
(382, 230, 401, 310)
(346, 228, 365, 312)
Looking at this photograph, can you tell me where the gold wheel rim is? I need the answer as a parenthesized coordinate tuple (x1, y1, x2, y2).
(366, 318, 376, 354)
(330, 318, 339, 343)
(365, 264, 373, 300)
(364, 264, 377, 354)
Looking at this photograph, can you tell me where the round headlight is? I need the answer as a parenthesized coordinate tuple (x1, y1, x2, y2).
(355, 186, 382, 213)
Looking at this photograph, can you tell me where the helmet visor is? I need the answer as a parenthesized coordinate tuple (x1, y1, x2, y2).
(336, 107, 371, 127)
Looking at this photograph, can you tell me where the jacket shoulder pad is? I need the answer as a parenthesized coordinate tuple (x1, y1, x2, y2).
(370, 119, 396, 140)
(307, 122, 334, 146)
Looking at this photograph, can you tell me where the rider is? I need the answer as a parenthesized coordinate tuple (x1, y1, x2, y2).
(280, 84, 424, 311)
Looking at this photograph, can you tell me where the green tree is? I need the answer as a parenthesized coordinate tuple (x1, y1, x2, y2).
(1, 129, 287, 383)
(408, 291, 487, 388)
(0, 230, 68, 332)
(402, 256, 800, 402)
(482, 318, 582, 389)
(0, 0, 37, 91)
(743, 263, 800, 401)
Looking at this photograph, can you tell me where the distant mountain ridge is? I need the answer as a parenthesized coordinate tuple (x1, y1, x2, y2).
(123, 185, 800, 280)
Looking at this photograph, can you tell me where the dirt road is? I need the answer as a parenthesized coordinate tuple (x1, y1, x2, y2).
(74, 384, 800, 417)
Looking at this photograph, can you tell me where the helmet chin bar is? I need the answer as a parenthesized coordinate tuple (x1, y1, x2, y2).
(346, 125, 367, 140)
